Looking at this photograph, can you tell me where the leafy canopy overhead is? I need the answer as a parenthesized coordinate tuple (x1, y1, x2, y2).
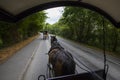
(48, 7, 120, 53)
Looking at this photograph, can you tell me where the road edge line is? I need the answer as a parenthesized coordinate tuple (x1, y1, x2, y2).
(18, 40, 41, 80)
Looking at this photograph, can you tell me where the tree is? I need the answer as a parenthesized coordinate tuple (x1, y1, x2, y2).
(49, 6, 120, 54)
(0, 11, 47, 48)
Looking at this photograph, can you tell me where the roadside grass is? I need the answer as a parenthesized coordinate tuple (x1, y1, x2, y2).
(58, 36, 120, 59)
(0, 35, 38, 64)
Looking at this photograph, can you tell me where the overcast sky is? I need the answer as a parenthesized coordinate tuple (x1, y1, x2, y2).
(45, 7, 64, 24)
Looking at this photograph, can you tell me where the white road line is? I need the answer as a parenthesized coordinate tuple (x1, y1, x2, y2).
(18, 40, 41, 80)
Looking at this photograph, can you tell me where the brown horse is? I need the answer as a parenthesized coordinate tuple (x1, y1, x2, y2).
(48, 36, 76, 77)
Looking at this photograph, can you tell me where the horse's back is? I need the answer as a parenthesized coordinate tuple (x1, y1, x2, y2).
(49, 49, 75, 76)
(49, 36, 76, 77)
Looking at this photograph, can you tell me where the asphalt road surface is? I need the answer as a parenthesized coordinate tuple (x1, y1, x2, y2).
(57, 37, 120, 80)
(0, 35, 120, 80)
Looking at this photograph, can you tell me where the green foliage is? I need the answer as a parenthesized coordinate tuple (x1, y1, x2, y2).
(0, 11, 47, 48)
(17, 11, 47, 39)
(49, 7, 120, 54)
(0, 38, 3, 48)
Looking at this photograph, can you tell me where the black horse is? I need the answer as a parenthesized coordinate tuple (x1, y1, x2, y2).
(48, 36, 76, 77)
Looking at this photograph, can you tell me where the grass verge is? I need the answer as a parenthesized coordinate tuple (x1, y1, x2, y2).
(0, 35, 38, 64)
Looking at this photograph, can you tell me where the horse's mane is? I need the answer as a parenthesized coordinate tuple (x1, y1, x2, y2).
(52, 41, 63, 48)
(50, 36, 63, 49)
(48, 41, 64, 53)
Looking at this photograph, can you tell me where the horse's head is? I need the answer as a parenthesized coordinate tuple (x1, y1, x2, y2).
(49, 35, 64, 54)
(51, 36, 57, 44)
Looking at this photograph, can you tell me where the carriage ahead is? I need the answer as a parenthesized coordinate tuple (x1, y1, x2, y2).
(43, 31, 49, 40)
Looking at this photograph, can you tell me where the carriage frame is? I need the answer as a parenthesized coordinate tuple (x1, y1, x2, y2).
(38, 60, 105, 80)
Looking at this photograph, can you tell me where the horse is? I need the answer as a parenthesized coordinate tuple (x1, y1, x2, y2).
(48, 36, 76, 77)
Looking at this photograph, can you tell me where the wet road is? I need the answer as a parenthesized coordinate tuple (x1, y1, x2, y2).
(0, 36, 40, 80)
(0, 35, 120, 80)
(57, 37, 120, 80)
(22, 38, 50, 80)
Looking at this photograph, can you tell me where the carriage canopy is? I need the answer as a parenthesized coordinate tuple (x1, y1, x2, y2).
(0, 0, 120, 28)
